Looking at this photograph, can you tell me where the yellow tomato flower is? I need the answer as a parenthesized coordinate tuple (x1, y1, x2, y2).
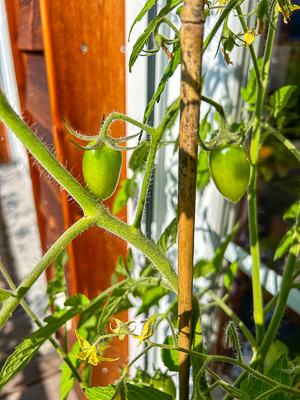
(278, 3, 300, 23)
(214, 0, 230, 14)
(135, 319, 156, 346)
(110, 318, 135, 340)
(243, 30, 255, 47)
(73, 331, 118, 366)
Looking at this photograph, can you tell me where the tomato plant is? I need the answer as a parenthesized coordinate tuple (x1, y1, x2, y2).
(208, 143, 250, 203)
(82, 140, 122, 201)
(152, 370, 176, 399)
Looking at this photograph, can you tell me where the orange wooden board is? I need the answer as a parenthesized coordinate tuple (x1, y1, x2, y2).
(39, 0, 128, 386)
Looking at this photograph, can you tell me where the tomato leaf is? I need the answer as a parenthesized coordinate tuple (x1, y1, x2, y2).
(0, 288, 13, 302)
(158, 217, 178, 254)
(269, 85, 297, 118)
(136, 286, 169, 315)
(143, 43, 181, 123)
(274, 227, 295, 261)
(129, 0, 182, 72)
(161, 335, 178, 372)
(0, 336, 46, 389)
(193, 260, 215, 278)
(283, 201, 299, 220)
(113, 176, 138, 214)
(59, 361, 75, 400)
(129, 141, 150, 171)
(45, 249, 69, 311)
(224, 260, 239, 290)
(128, 0, 159, 41)
(85, 383, 173, 400)
(241, 58, 263, 109)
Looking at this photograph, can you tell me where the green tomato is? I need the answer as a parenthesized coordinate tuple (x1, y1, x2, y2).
(152, 371, 177, 399)
(208, 143, 250, 203)
(82, 140, 122, 201)
(133, 367, 152, 385)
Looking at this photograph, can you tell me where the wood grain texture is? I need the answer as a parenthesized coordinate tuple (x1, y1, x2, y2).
(18, 0, 43, 51)
(39, 0, 128, 385)
(0, 122, 11, 164)
(178, 1, 205, 399)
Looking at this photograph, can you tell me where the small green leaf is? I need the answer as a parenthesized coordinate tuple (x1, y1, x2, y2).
(129, 1, 182, 72)
(197, 150, 210, 192)
(224, 260, 239, 290)
(126, 383, 173, 400)
(136, 286, 169, 315)
(274, 227, 295, 261)
(85, 383, 173, 400)
(115, 255, 127, 276)
(193, 260, 215, 278)
(0, 288, 14, 302)
(126, 248, 134, 272)
(129, 141, 150, 171)
(270, 85, 297, 118)
(128, 0, 159, 41)
(113, 177, 138, 214)
(84, 385, 115, 400)
(45, 249, 69, 311)
(59, 361, 75, 400)
(143, 43, 181, 123)
(264, 340, 289, 375)
(161, 336, 178, 372)
(97, 286, 130, 333)
(158, 218, 178, 254)
(241, 58, 263, 107)
(64, 293, 89, 307)
(0, 337, 46, 388)
(283, 201, 299, 220)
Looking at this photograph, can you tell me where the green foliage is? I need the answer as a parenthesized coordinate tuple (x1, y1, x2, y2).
(143, 43, 181, 123)
(241, 58, 264, 110)
(161, 336, 178, 371)
(274, 227, 295, 261)
(0, 1, 299, 399)
(240, 354, 293, 399)
(269, 86, 297, 118)
(129, 0, 182, 72)
(85, 383, 173, 400)
(45, 249, 69, 311)
(0, 288, 13, 302)
(224, 260, 239, 290)
(59, 361, 76, 400)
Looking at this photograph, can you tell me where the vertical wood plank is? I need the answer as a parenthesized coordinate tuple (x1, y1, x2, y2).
(39, 0, 128, 385)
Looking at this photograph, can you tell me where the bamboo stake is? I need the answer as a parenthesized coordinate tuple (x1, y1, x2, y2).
(178, 1, 205, 399)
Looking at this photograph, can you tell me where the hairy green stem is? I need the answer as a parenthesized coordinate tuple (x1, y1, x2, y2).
(0, 260, 84, 384)
(264, 123, 300, 162)
(207, 290, 257, 349)
(256, 201, 300, 363)
(145, 341, 300, 396)
(203, 0, 242, 52)
(236, 4, 262, 87)
(133, 140, 158, 228)
(100, 112, 156, 140)
(0, 90, 99, 216)
(263, 293, 279, 317)
(246, 9, 278, 346)
(0, 217, 94, 330)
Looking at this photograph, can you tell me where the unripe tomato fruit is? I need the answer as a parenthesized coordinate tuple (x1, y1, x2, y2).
(152, 371, 176, 399)
(208, 143, 250, 203)
(82, 140, 122, 201)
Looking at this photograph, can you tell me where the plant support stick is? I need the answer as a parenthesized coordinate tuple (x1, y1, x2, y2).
(178, 1, 205, 399)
